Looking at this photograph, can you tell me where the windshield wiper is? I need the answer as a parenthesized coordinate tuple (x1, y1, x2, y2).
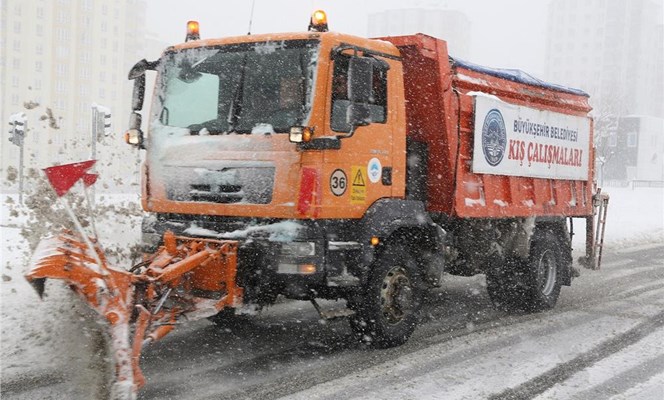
(226, 53, 249, 133)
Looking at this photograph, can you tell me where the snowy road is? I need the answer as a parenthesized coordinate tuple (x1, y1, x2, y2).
(129, 245, 664, 400)
(2, 187, 663, 399)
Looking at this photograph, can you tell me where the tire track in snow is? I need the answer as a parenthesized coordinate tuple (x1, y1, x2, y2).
(487, 309, 664, 400)
(568, 353, 664, 400)
(277, 288, 664, 400)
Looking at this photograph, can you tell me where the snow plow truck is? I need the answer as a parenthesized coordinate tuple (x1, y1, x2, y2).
(26, 10, 609, 399)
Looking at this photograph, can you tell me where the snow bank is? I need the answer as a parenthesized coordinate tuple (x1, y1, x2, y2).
(571, 186, 664, 249)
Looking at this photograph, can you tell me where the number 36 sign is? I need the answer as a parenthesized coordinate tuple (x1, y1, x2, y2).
(330, 169, 347, 196)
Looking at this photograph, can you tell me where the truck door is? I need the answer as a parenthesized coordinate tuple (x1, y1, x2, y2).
(322, 51, 404, 218)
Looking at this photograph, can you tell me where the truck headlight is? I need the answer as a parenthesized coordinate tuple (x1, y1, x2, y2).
(280, 242, 316, 257)
(278, 263, 317, 274)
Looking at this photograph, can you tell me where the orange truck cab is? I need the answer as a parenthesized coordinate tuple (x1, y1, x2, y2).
(125, 12, 603, 346)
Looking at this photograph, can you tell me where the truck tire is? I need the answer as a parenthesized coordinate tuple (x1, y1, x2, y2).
(349, 245, 423, 348)
(487, 229, 565, 312)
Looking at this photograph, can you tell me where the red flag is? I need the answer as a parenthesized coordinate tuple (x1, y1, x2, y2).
(82, 173, 98, 188)
(43, 160, 96, 197)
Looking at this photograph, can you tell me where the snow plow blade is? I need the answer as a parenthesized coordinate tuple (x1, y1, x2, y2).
(25, 230, 241, 399)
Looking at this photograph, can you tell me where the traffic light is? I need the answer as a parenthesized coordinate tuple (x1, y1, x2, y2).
(102, 111, 112, 136)
(92, 104, 112, 138)
(8, 113, 26, 146)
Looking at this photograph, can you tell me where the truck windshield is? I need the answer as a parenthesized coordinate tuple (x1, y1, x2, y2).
(155, 40, 319, 134)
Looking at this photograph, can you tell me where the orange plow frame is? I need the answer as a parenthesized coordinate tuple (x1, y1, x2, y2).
(25, 230, 242, 399)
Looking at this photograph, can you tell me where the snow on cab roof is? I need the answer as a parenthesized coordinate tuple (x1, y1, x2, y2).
(451, 57, 589, 97)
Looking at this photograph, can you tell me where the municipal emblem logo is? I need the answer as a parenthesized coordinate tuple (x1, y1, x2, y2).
(481, 109, 506, 166)
(367, 158, 382, 183)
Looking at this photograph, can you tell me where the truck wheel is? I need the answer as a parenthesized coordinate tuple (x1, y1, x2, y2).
(524, 230, 564, 311)
(349, 245, 423, 348)
(486, 230, 564, 312)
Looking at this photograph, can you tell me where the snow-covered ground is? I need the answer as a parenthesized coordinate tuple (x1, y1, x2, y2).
(573, 186, 663, 249)
(1, 186, 662, 398)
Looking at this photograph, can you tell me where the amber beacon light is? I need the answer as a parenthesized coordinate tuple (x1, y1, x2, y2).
(186, 20, 200, 41)
(308, 10, 328, 32)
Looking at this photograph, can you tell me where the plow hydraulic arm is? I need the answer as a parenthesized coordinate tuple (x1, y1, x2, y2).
(25, 230, 242, 400)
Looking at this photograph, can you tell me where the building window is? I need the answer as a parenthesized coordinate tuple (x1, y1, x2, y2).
(627, 132, 637, 147)
(13, 58, 20, 69)
(58, 10, 69, 23)
(36, 44, 43, 55)
(56, 46, 69, 57)
(35, 61, 42, 72)
(36, 25, 43, 36)
(13, 22, 21, 34)
(608, 134, 617, 147)
(56, 63, 67, 76)
(56, 29, 70, 41)
(12, 76, 19, 87)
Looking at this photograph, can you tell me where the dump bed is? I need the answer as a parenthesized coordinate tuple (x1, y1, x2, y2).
(383, 34, 594, 219)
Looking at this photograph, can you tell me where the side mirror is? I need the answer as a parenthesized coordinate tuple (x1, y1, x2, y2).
(347, 57, 373, 127)
(126, 59, 155, 149)
(131, 75, 146, 111)
(348, 57, 372, 104)
(347, 103, 371, 127)
(128, 59, 157, 111)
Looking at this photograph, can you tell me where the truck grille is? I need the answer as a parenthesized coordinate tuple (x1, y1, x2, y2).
(164, 166, 274, 204)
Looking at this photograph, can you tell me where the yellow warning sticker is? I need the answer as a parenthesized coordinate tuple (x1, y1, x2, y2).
(350, 166, 367, 204)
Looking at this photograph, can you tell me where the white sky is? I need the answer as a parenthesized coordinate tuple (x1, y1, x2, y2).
(146, 0, 551, 77)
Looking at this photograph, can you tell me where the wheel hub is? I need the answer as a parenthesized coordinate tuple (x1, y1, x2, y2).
(380, 267, 414, 324)
(537, 250, 557, 296)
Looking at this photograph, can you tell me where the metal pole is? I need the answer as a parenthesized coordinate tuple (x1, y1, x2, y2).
(90, 106, 97, 205)
(60, 196, 105, 275)
(83, 183, 99, 240)
(19, 137, 24, 205)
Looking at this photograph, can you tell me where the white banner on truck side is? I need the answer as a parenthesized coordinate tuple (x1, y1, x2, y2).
(471, 93, 591, 181)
